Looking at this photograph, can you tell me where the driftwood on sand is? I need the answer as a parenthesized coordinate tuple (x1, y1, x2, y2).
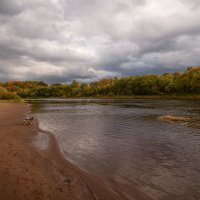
(23, 116, 34, 125)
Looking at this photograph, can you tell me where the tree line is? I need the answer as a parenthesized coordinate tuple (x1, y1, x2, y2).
(0, 66, 200, 98)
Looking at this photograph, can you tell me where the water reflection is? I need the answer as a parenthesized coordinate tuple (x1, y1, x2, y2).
(28, 99, 200, 200)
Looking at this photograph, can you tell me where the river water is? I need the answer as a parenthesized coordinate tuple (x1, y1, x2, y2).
(28, 99, 200, 200)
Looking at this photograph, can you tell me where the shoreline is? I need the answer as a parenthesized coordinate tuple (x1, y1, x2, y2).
(0, 102, 120, 200)
(25, 95, 200, 101)
(34, 122, 122, 200)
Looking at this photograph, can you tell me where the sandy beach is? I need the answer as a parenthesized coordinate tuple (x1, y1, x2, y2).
(0, 103, 120, 200)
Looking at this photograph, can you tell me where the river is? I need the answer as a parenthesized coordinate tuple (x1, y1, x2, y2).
(28, 99, 200, 200)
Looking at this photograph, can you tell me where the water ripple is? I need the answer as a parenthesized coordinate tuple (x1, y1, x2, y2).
(29, 99, 200, 200)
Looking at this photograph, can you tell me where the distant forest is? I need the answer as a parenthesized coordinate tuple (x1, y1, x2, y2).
(1, 66, 200, 98)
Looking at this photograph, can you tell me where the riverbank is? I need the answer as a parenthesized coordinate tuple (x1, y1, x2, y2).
(25, 94, 200, 101)
(0, 102, 120, 200)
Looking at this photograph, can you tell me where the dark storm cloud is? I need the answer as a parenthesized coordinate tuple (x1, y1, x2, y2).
(0, 0, 22, 16)
(0, 0, 200, 82)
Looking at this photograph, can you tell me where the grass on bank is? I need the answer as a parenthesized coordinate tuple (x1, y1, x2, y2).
(95, 95, 200, 100)
(24, 94, 200, 100)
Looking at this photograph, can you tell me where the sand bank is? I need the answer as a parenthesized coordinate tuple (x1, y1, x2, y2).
(0, 103, 120, 200)
(159, 115, 190, 122)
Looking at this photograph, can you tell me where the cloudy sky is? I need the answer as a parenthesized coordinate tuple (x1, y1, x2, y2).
(0, 0, 200, 83)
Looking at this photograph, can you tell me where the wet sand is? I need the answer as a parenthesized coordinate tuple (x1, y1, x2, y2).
(0, 103, 120, 200)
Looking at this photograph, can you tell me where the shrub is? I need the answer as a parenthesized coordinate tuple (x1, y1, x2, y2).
(0, 86, 22, 102)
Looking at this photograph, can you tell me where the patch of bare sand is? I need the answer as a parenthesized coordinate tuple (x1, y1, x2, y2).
(0, 103, 120, 200)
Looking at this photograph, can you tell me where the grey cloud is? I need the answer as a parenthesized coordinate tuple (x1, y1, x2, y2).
(0, 0, 200, 83)
(26, 72, 96, 84)
(181, 0, 200, 9)
(0, 0, 22, 16)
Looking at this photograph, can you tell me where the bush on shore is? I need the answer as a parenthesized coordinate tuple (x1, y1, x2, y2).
(0, 86, 22, 102)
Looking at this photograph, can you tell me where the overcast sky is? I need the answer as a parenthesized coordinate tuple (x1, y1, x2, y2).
(0, 0, 200, 83)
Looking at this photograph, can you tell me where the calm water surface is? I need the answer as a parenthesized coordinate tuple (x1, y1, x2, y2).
(28, 99, 200, 200)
